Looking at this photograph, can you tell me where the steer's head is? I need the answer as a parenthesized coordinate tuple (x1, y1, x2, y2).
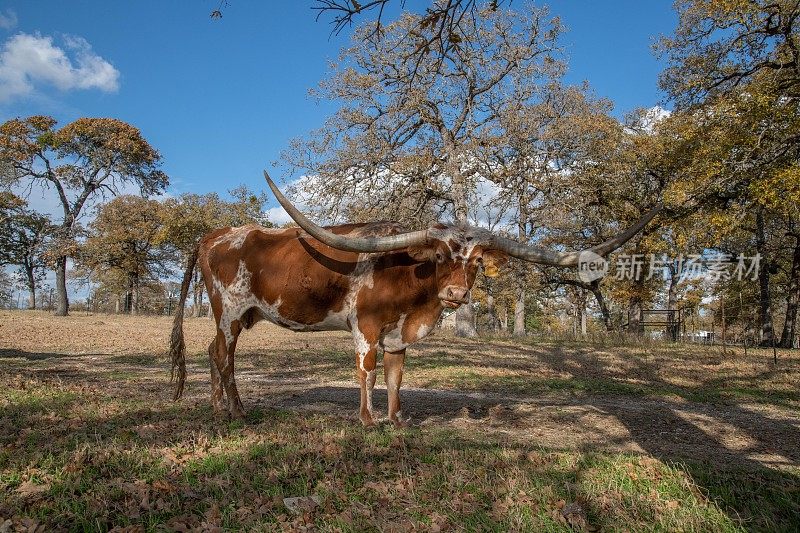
(263, 171, 662, 307)
(407, 225, 509, 308)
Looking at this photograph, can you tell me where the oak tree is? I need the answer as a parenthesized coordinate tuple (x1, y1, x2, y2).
(0, 116, 168, 315)
(0, 193, 53, 309)
(77, 195, 169, 315)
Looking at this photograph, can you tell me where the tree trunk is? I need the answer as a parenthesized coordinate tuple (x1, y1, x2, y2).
(755, 209, 775, 346)
(667, 263, 679, 310)
(779, 234, 800, 348)
(197, 283, 204, 317)
(125, 275, 134, 314)
(628, 294, 643, 335)
(577, 290, 587, 336)
(132, 277, 140, 315)
(499, 304, 508, 333)
(666, 262, 680, 340)
(513, 285, 526, 337)
(513, 204, 528, 338)
(626, 257, 646, 335)
(192, 270, 202, 318)
(581, 309, 587, 336)
(451, 167, 477, 337)
(54, 255, 69, 316)
(590, 281, 612, 331)
(486, 294, 496, 333)
(486, 278, 497, 333)
(24, 264, 36, 310)
(455, 293, 477, 336)
(455, 295, 476, 337)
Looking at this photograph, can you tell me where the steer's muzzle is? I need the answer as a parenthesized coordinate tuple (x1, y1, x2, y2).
(439, 286, 469, 308)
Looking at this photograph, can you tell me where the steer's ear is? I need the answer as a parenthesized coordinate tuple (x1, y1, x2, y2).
(407, 245, 435, 262)
(481, 250, 510, 278)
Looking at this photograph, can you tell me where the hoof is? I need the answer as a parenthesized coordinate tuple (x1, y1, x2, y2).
(391, 417, 411, 429)
(389, 410, 410, 428)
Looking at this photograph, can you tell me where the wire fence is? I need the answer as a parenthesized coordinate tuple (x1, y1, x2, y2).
(604, 299, 793, 360)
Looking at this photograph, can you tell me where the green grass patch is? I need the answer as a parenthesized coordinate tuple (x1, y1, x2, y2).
(1, 378, 797, 531)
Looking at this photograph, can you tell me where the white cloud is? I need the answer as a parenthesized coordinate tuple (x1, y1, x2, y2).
(266, 205, 293, 225)
(0, 32, 119, 102)
(0, 10, 17, 30)
(650, 105, 672, 120)
(471, 176, 510, 229)
(639, 105, 672, 133)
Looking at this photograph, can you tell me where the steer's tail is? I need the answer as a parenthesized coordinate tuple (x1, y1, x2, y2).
(170, 245, 200, 401)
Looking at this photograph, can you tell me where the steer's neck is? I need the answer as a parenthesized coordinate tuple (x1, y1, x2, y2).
(372, 251, 444, 321)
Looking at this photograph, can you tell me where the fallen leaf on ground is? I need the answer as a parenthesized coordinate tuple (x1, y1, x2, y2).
(15, 481, 50, 500)
(283, 495, 322, 514)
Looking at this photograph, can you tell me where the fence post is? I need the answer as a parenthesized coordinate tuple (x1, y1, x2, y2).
(740, 291, 747, 356)
(710, 311, 715, 347)
(721, 295, 727, 355)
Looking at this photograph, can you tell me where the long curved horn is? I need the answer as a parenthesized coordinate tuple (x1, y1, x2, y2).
(264, 170, 430, 253)
(488, 205, 662, 267)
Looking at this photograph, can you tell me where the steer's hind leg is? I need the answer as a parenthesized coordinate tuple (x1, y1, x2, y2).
(212, 320, 245, 420)
(208, 339, 226, 415)
(384, 349, 408, 428)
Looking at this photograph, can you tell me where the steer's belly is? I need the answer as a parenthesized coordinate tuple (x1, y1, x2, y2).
(256, 303, 350, 333)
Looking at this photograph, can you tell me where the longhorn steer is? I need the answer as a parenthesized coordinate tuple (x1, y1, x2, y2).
(169, 172, 661, 427)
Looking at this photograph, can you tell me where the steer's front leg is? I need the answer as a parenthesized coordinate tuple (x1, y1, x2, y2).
(355, 346, 378, 426)
(384, 349, 408, 428)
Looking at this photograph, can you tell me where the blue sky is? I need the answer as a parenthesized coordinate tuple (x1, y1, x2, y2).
(1, 0, 677, 215)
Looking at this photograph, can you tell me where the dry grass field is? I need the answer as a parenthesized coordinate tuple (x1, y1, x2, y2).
(1, 310, 798, 531)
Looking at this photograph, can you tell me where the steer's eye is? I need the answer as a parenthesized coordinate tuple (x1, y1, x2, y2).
(476, 256, 484, 264)
(435, 251, 444, 263)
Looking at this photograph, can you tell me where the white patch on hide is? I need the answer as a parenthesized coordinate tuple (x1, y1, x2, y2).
(416, 322, 432, 340)
(211, 261, 253, 348)
(380, 314, 437, 353)
(212, 224, 286, 250)
(380, 313, 407, 353)
(347, 252, 376, 358)
(427, 225, 485, 261)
